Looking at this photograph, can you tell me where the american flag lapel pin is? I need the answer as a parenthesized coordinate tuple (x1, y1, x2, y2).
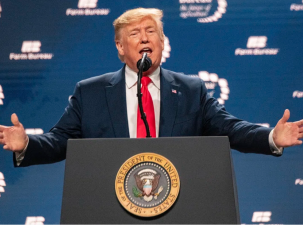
(172, 89, 177, 94)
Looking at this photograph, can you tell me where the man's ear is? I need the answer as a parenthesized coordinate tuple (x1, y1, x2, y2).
(115, 40, 124, 56)
(161, 37, 164, 51)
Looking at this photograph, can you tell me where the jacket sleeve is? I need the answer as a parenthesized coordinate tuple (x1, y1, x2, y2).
(200, 80, 274, 155)
(14, 82, 83, 167)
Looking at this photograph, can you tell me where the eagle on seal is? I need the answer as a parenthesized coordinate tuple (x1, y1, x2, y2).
(134, 169, 161, 202)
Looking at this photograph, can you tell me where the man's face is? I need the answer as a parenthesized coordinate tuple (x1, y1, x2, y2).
(116, 17, 164, 75)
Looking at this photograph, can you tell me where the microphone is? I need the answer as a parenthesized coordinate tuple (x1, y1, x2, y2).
(136, 52, 153, 138)
(137, 53, 152, 72)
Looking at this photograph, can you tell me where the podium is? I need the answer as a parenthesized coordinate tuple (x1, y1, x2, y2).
(61, 137, 240, 224)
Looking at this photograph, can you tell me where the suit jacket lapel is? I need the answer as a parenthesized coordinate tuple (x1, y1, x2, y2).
(105, 66, 130, 138)
(159, 68, 179, 137)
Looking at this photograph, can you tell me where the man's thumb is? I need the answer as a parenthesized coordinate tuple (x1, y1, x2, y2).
(279, 109, 290, 124)
(11, 113, 20, 126)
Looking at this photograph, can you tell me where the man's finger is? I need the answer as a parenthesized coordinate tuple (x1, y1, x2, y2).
(11, 113, 20, 127)
(298, 133, 303, 139)
(294, 119, 303, 127)
(0, 125, 7, 132)
(279, 109, 290, 124)
(295, 140, 303, 145)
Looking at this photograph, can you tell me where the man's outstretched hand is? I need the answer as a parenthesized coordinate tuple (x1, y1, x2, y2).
(0, 113, 28, 152)
(273, 109, 303, 148)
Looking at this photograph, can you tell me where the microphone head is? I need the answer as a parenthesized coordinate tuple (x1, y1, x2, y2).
(137, 55, 152, 72)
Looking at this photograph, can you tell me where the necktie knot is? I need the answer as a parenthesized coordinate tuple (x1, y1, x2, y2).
(141, 76, 152, 87)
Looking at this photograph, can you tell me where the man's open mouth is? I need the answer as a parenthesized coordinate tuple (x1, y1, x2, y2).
(139, 48, 152, 56)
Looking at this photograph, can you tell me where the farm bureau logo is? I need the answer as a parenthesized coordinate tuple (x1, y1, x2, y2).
(295, 178, 303, 185)
(66, 0, 110, 16)
(290, 0, 303, 11)
(161, 36, 171, 64)
(293, 90, 303, 98)
(9, 41, 54, 60)
(252, 211, 272, 223)
(0, 172, 5, 197)
(0, 85, 4, 105)
(235, 36, 279, 56)
(25, 216, 45, 225)
(179, 0, 227, 23)
(190, 71, 229, 105)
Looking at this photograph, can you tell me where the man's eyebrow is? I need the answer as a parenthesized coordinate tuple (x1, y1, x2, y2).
(129, 27, 140, 32)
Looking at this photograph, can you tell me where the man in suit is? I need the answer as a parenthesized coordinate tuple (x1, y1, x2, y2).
(0, 8, 303, 167)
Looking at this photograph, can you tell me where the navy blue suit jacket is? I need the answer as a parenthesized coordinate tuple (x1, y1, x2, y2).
(16, 66, 273, 166)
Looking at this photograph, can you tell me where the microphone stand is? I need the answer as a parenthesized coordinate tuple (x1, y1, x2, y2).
(137, 53, 151, 138)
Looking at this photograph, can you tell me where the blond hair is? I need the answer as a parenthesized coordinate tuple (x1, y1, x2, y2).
(113, 8, 165, 62)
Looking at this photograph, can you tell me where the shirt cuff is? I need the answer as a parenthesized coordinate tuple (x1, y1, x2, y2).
(269, 129, 283, 156)
(15, 136, 29, 166)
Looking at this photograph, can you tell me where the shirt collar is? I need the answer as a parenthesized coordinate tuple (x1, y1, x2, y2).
(125, 64, 160, 90)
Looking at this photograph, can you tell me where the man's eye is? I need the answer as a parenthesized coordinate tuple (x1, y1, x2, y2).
(130, 32, 138, 36)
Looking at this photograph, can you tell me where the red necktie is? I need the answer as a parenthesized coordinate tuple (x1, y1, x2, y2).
(137, 76, 156, 138)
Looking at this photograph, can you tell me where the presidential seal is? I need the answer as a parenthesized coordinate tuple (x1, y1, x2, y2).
(115, 153, 180, 217)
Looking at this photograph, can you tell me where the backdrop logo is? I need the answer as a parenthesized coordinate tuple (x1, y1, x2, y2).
(252, 211, 272, 223)
(179, 0, 227, 23)
(293, 90, 303, 98)
(25, 129, 44, 135)
(290, 0, 303, 11)
(161, 36, 171, 64)
(0, 172, 5, 197)
(25, 216, 45, 225)
(0, 85, 4, 105)
(10, 41, 54, 60)
(295, 178, 303, 185)
(235, 36, 279, 56)
(78, 0, 97, 8)
(190, 71, 229, 104)
(66, 0, 110, 16)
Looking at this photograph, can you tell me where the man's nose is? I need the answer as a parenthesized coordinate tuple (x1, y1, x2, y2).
(140, 31, 148, 43)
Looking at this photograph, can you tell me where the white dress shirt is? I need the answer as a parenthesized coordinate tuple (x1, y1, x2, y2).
(125, 65, 160, 138)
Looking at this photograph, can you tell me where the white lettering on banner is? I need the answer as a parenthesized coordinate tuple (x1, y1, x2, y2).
(290, 1, 303, 11)
(0, 85, 4, 105)
(180, 0, 212, 3)
(235, 36, 279, 56)
(66, 0, 110, 16)
(295, 178, 303, 185)
(25, 129, 44, 135)
(0, 172, 6, 197)
(161, 36, 171, 64)
(251, 211, 272, 222)
(179, 0, 227, 23)
(66, 8, 110, 16)
(25, 216, 45, 225)
(293, 90, 303, 98)
(9, 41, 54, 61)
(190, 71, 230, 104)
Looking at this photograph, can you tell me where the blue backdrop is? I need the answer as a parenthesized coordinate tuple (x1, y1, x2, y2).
(0, 0, 303, 224)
